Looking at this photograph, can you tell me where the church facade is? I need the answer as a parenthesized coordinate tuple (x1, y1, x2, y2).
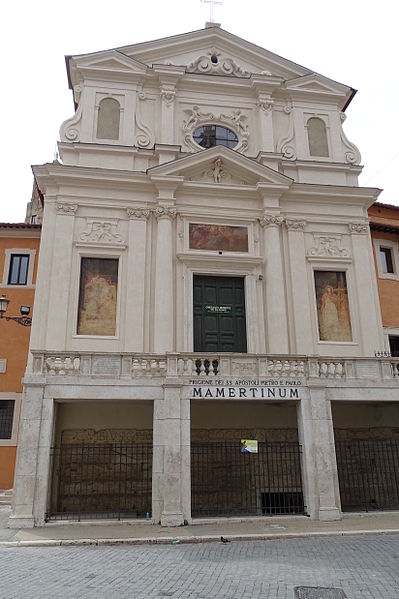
(10, 24, 399, 528)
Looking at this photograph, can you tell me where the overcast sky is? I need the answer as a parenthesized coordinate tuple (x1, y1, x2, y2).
(1, 0, 397, 222)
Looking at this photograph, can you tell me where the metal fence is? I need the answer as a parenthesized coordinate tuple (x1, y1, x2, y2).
(191, 441, 305, 517)
(336, 439, 399, 512)
(47, 443, 152, 520)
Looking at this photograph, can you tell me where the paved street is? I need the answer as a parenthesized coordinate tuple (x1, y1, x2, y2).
(2, 533, 399, 599)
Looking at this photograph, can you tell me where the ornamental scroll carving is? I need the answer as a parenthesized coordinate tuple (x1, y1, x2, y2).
(127, 207, 150, 220)
(56, 202, 78, 216)
(153, 207, 177, 220)
(59, 102, 83, 142)
(79, 219, 123, 244)
(182, 105, 249, 153)
(276, 104, 296, 159)
(286, 218, 306, 231)
(349, 222, 369, 234)
(340, 113, 361, 164)
(308, 234, 350, 258)
(134, 92, 154, 148)
(259, 215, 285, 228)
(187, 50, 249, 77)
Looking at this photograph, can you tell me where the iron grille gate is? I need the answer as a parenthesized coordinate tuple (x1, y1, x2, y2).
(336, 439, 399, 512)
(191, 441, 305, 517)
(47, 443, 152, 520)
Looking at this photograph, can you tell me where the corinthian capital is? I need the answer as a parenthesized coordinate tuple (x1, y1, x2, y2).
(153, 206, 177, 220)
(259, 214, 284, 228)
(286, 218, 306, 231)
(348, 222, 368, 234)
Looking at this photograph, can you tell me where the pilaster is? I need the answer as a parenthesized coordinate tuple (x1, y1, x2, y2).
(259, 214, 288, 353)
(286, 218, 313, 354)
(349, 222, 384, 354)
(125, 207, 150, 351)
(297, 389, 341, 521)
(153, 382, 187, 527)
(153, 207, 177, 353)
(45, 202, 77, 349)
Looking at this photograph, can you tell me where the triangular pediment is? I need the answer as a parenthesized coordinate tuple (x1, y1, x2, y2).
(120, 27, 310, 80)
(285, 73, 351, 98)
(148, 146, 293, 188)
(68, 50, 148, 86)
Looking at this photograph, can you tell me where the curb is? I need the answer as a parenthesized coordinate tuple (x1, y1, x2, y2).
(1, 528, 399, 548)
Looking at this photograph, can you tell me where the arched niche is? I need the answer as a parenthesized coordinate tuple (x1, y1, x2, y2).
(96, 98, 120, 140)
(307, 117, 329, 157)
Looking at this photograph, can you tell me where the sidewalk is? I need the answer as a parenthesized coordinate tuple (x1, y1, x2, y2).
(1, 506, 399, 548)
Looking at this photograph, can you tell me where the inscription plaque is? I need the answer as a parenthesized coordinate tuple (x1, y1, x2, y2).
(92, 355, 121, 376)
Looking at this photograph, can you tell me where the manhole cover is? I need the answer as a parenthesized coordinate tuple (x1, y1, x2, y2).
(294, 588, 347, 599)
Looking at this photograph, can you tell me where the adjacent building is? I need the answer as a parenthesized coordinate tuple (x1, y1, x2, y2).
(10, 24, 399, 528)
(369, 202, 399, 357)
(0, 223, 40, 489)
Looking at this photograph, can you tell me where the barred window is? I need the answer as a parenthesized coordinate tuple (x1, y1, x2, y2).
(0, 400, 14, 439)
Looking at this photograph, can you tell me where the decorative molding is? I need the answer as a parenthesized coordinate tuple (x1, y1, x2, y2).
(45, 356, 80, 375)
(79, 219, 124, 243)
(73, 85, 83, 104)
(127, 207, 151, 220)
(153, 207, 177, 220)
(182, 105, 249, 153)
(187, 50, 249, 77)
(134, 92, 154, 148)
(340, 113, 361, 164)
(277, 104, 296, 159)
(286, 218, 306, 231)
(160, 86, 176, 106)
(349, 223, 369, 234)
(0, 358, 6, 374)
(259, 214, 284, 228)
(308, 234, 350, 258)
(56, 202, 78, 216)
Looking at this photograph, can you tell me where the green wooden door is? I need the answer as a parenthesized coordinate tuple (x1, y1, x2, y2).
(193, 275, 247, 352)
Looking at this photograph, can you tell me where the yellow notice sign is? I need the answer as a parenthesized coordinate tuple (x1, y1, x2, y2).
(241, 439, 258, 453)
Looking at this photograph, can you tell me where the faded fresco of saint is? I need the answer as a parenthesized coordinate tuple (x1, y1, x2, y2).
(314, 271, 352, 342)
(189, 223, 248, 252)
(77, 258, 118, 336)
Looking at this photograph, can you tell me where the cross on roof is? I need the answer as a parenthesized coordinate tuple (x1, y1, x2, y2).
(201, 0, 223, 22)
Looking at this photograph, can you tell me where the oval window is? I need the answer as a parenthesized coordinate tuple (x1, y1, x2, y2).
(193, 124, 238, 149)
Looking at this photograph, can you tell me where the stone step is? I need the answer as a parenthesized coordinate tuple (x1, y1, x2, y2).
(0, 489, 13, 506)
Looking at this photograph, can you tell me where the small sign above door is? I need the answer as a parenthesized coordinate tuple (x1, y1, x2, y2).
(204, 305, 233, 315)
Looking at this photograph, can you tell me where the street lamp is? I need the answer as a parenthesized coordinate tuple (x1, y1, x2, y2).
(0, 294, 32, 326)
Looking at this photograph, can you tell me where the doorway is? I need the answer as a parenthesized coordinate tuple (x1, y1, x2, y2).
(193, 275, 247, 352)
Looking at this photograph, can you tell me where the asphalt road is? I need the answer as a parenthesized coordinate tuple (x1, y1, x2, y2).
(2, 534, 399, 598)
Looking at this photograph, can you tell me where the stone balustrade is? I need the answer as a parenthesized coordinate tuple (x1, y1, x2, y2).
(29, 351, 399, 383)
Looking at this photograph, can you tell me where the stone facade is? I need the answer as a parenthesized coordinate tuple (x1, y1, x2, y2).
(10, 24, 399, 528)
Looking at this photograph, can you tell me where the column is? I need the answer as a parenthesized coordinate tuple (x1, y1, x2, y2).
(286, 219, 314, 355)
(153, 382, 187, 526)
(125, 208, 150, 351)
(260, 214, 289, 353)
(153, 207, 176, 353)
(349, 223, 384, 354)
(297, 389, 341, 521)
